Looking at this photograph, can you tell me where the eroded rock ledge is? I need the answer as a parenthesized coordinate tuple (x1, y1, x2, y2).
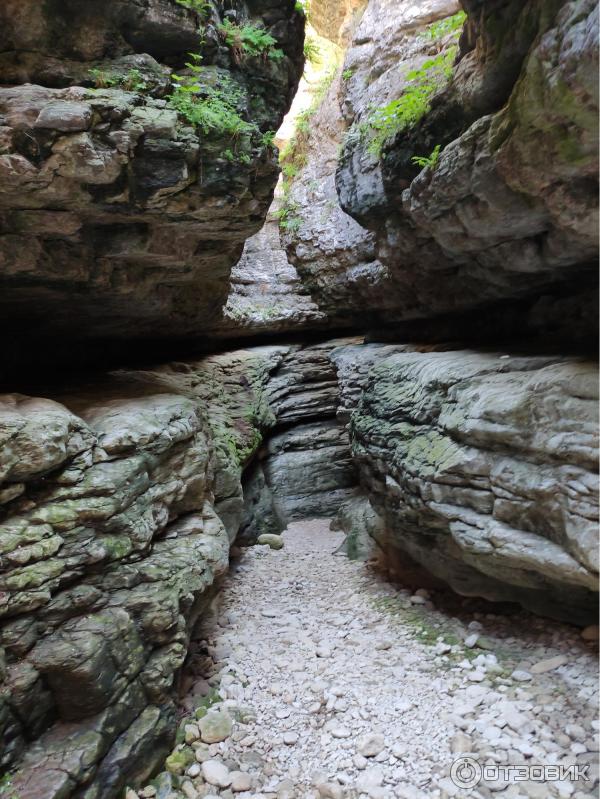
(342, 348, 599, 624)
(0, 0, 303, 344)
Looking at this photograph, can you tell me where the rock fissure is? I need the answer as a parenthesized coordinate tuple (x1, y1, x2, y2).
(0, 0, 598, 797)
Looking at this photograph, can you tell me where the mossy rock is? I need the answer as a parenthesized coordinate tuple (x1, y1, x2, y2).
(165, 746, 195, 775)
(256, 534, 284, 550)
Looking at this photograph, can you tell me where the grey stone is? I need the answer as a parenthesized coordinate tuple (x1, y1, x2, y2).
(257, 534, 284, 550)
(34, 101, 92, 131)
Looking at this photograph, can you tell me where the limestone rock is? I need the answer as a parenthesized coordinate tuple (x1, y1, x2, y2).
(0, 0, 304, 355)
(0, 349, 280, 796)
(257, 534, 285, 550)
(201, 759, 232, 788)
(207, 204, 329, 340)
(198, 710, 233, 744)
(357, 733, 385, 758)
(348, 349, 599, 622)
(335, 0, 598, 333)
(285, 0, 598, 343)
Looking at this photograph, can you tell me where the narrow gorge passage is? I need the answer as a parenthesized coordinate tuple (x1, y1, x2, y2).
(0, 1, 598, 799)
(149, 520, 598, 799)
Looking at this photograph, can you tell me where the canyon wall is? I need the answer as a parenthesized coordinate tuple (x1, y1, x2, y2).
(0, 352, 276, 797)
(0, 339, 366, 797)
(0, 0, 303, 350)
(0, 0, 598, 795)
(276, 0, 598, 621)
(284, 0, 598, 341)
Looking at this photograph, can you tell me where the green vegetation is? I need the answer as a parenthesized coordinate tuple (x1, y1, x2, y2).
(167, 49, 264, 161)
(88, 67, 148, 91)
(0, 775, 18, 799)
(169, 64, 254, 139)
(260, 130, 276, 149)
(421, 10, 467, 42)
(218, 19, 284, 63)
(303, 36, 321, 65)
(194, 687, 221, 719)
(279, 67, 335, 182)
(364, 48, 457, 158)
(175, 0, 211, 17)
(223, 148, 251, 164)
(342, 68, 354, 80)
(275, 200, 302, 233)
(353, 11, 466, 159)
(411, 143, 442, 170)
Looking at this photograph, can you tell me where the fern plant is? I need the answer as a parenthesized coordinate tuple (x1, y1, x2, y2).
(365, 49, 457, 158)
(218, 19, 284, 63)
(168, 54, 255, 140)
(88, 67, 148, 92)
(175, 0, 211, 17)
(411, 144, 442, 169)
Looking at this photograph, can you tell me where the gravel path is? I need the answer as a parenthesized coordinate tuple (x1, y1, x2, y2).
(140, 520, 599, 799)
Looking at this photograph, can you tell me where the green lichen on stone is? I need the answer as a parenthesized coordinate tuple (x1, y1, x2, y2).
(2, 558, 65, 591)
(97, 535, 134, 561)
(165, 746, 195, 775)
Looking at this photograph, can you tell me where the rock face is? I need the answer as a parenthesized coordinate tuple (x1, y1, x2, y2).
(0, 341, 366, 795)
(207, 201, 328, 339)
(284, 0, 598, 339)
(0, 0, 599, 794)
(263, 341, 360, 523)
(0, 343, 598, 793)
(0, 0, 303, 347)
(309, 0, 367, 45)
(0, 349, 286, 798)
(280, 67, 390, 329)
(348, 349, 599, 623)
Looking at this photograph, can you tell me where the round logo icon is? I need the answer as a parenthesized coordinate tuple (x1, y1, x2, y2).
(450, 756, 482, 789)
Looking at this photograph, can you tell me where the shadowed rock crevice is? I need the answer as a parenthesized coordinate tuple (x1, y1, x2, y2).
(0, 0, 598, 797)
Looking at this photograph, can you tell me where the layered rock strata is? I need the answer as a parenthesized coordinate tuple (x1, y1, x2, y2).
(262, 340, 359, 523)
(207, 201, 328, 339)
(1, 339, 598, 798)
(0, 339, 364, 796)
(283, 0, 598, 339)
(0, 0, 303, 345)
(345, 349, 599, 623)
(336, 0, 599, 326)
(0, 350, 283, 798)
